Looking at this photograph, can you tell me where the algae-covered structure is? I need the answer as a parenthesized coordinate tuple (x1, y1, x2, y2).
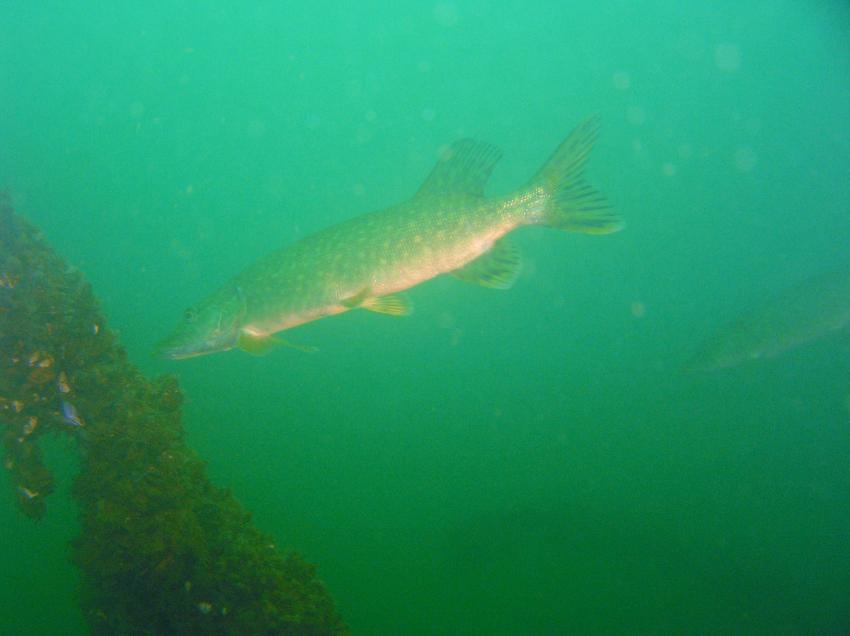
(0, 193, 346, 635)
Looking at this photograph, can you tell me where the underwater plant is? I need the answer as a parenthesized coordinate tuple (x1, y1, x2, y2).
(0, 193, 346, 634)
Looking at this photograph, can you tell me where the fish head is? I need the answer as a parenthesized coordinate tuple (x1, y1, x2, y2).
(155, 285, 247, 360)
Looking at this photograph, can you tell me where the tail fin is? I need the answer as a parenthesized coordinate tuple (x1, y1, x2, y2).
(529, 116, 622, 235)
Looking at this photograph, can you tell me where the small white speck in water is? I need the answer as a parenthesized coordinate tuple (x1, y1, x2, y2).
(734, 147, 757, 172)
(714, 43, 741, 72)
(613, 71, 631, 90)
(626, 105, 646, 126)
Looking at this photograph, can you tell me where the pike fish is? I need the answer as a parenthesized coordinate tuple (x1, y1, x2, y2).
(683, 265, 850, 372)
(156, 117, 622, 360)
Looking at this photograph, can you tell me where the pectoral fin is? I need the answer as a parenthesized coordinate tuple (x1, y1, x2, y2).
(238, 332, 278, 356)
(238, 332, 317, 356)
(341, 288, 371, 309)
(451, 237, 521, 289)
(342, 288, 412, 316)
(362, 294, 412, 316)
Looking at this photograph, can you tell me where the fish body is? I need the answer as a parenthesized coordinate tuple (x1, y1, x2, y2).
(684, 265, 850, 372)
(156, 117, 621, 359)
(237, 191, 512, 335)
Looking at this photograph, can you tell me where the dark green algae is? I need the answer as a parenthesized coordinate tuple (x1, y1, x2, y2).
(0, 193, 346, 635)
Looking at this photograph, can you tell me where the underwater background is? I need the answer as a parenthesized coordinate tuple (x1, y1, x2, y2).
(1, 1, 849, 634)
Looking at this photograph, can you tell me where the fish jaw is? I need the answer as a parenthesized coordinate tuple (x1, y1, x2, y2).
(153, 329, 238, 360)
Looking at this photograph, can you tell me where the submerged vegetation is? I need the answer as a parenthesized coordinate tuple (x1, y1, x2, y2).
(0, 193, 346, 634)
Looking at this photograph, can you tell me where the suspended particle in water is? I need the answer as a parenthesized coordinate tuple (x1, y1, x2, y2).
(612, 71, 631, 91)
(434, 3, 459, 27)
(129, 101, 145, 119)
(714, 43, 741, 72)
(733, 147, 757, 173)
(626, 105, 646, 126)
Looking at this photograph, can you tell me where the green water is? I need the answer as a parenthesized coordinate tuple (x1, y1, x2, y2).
(2, 2, 849, 634)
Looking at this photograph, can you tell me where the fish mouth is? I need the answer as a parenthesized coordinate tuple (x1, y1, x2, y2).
(152, 344, 187, 360)
(152, 337, 207, 360)
(154, 349, 191, 361)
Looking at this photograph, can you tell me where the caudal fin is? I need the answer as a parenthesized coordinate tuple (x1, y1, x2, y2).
(529, 116, 623, 235)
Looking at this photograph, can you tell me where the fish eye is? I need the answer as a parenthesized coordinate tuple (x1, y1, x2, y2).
(183, 307, 198, 323)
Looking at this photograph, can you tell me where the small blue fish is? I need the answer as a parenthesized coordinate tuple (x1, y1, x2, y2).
(17, 485, 39, 499)
(61, 400, 85, 427)
(0, 272, 18, 289)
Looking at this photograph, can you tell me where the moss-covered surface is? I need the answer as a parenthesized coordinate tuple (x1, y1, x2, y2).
(0, 193, 347, 635)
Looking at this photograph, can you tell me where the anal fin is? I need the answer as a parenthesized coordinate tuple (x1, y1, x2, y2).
(451, 237, 521, 289)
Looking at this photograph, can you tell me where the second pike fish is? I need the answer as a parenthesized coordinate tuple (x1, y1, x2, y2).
(683, 265, 850, 372)
(156, 117, 622, 360)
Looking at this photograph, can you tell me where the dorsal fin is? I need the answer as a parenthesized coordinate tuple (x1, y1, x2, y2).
(415, 139, 502, 198)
